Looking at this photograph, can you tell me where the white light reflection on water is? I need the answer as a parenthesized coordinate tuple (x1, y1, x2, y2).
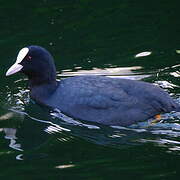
(170, 71, 180, 77)
(3, 128, 23, 151)
(55, 164, 75, 169)
(135, 51, 152, 58)
(155, 81, 179, 89)
(175, 50, 180, 54)
(59, 66, 151, 80)
(50, 109, 100, 129)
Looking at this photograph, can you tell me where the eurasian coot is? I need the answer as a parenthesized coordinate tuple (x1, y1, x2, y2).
(6, 46, 180, 126)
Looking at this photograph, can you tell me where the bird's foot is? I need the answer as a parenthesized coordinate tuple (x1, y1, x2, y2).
(150, 114, 162, 125)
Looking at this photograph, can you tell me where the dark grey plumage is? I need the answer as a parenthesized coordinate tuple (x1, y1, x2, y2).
(6, 46, 180, 126)
(31, 75, 179, 126)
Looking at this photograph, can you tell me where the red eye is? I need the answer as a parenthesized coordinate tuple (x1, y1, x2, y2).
(28, 56, 32, 60)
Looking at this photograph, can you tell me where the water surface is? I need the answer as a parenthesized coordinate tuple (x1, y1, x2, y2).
(0, 0, 180, 179)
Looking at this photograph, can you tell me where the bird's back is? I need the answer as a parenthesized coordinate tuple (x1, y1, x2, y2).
(46, 76, 179, 126)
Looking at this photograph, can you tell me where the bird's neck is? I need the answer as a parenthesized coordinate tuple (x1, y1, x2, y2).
(26, 69, 58, 105)
(27, 70, 57, 87)
(28, 77, 57, 88)
(29, 79, 58, 104)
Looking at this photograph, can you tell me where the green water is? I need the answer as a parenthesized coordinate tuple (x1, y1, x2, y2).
(0, 0, 180, 179)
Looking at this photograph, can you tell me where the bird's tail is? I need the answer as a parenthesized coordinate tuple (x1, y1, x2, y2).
(175, 104, 180, 112)
(175, 106, 180, 112)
